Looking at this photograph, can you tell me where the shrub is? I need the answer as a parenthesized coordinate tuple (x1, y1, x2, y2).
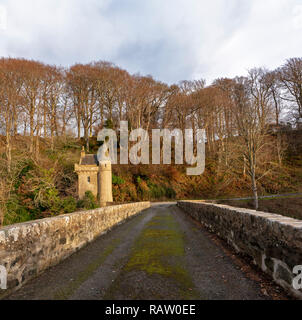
(165, 186, 176, 199)
(148, 182, 165, 199)
(3, 196, 32, 226)
(147, 181, 166, 198)
(124, 184, 138, 201)
(62, 197, 77, 213)
(78, 191, 98, 210)
(104, 119, 114, 129)
(88, 137, 100, 152)
(14, 159, 35, 191)
(146, 181, 176, 200)
(137, 179, 150, 200)
(61, 139, 81, 151)
(39, 187, 63, 216)
(57, 160, 77, 196)
(112, 174, 125, 185)
(31, 168, 63, 216)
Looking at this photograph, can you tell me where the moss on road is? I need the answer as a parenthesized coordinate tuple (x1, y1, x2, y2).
(115, 211, 200, 299)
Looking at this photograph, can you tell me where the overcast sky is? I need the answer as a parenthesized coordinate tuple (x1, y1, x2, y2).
(0, 0, 301, 84)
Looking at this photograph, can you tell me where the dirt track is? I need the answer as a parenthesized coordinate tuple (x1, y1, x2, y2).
(5, 203, 289, 300)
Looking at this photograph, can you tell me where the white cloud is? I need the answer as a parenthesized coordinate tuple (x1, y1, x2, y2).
(195, 0, 302, 82)
(0, 0, 301, 84)
(293, 4, 302, 29)
(0, 5, 7, 30)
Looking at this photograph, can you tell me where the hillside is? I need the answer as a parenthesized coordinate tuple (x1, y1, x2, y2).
(1, 130, 301, 226)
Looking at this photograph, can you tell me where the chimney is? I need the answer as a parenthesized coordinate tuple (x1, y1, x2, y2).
(81, 146, 85, 159)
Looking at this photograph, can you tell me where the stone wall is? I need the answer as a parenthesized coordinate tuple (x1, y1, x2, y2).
(0, 202, 150, 297)
(178, 200, 302, 299)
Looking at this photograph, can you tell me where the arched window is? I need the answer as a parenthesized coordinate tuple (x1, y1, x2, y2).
(87, 176, 91, 183)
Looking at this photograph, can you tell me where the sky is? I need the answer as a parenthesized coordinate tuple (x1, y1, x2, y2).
(0, 0, 301, 85)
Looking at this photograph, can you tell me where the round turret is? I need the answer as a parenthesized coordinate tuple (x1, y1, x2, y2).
(99, 159, 113, 207)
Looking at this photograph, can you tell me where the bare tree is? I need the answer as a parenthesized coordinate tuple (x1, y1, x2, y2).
(279, 58, 302, 124)
(0, 58, 24, 172)
(232, 72, 273, 210)
(67, 64, 99, 151)
(43, 66, 65, 150)
(20, 60, 45, 154)
(266, 70, 284, 126)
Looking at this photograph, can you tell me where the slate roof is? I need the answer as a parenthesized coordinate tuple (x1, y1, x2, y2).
(80, 154, 99, 166)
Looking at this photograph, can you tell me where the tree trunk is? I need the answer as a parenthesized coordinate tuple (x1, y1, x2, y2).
(84, 126, 89, 152)
(13, 106, 18, 136)
(35, 129, 40, 159)
(44, 104, 47, 137)
(100, 105, 104, 127)
(251, 169, 258, 210)
(23, 119, 27, 136)
(29, 102, 35, 154)
(35, 114, 40, 159)
(0, 205, 4, 228)
(62, 104, 67, 139)
(62, 120, 66, 140)
(6, 118, 11, 173)
(51, 102, 55, 151)
(77, 106, 81, 139)
(276, 111, 279, 127)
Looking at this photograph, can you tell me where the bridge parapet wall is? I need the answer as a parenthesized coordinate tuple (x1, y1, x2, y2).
(178, 200, 302, 299)
(0, 202, 150, 297)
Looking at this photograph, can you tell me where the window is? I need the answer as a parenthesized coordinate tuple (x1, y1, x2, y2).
(87, 177, 91, 183)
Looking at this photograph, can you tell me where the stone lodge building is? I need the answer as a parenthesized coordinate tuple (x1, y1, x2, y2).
(75, 147, 113, 206)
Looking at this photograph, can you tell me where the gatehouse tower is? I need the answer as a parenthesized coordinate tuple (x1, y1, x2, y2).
(75, 146, 113, 207)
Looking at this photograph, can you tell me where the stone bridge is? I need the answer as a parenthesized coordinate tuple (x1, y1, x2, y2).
(1, 202, 301, 300)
